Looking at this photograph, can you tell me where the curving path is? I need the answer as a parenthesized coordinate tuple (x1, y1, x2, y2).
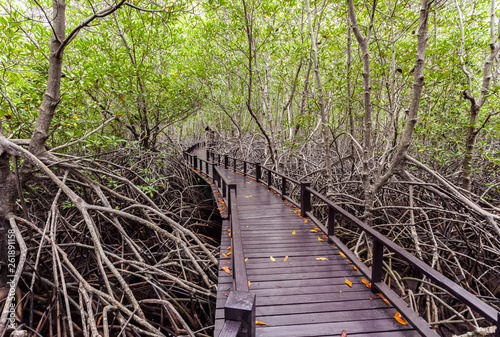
(191, 147, 423, 337)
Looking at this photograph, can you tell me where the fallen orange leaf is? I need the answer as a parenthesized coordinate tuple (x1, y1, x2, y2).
(284, 256, 289, 262)
(222, 253, 228, 258)
(227, 246, 231, 250)
(314, 227, 321, 231)
(255, 320, 268, 326)
(318, 237, 324, 242)
(375, 293, 391, 306)
(245, 195, 253, 198)
(304, 219, 308, 223)
(338, 251, 346, 258)
(248, 281, 251, 287)
(245, 258, 248, 262)
(394, 312, 408, 325)
(316, 257, 329, 261)
(292, 231, 296, 235)
(310, 229, 318, 233)
(226, 251, 232, 256)
(361, 278, 371, 288)
(341, 330, 347, 337)
(353, 266, 358, 271)
(223, 226, 229, 229)
(221, 266, 231, 274)
(345, 278, 353, 287)
(270, 256, 276, 262)
(322, 234, 328, 239)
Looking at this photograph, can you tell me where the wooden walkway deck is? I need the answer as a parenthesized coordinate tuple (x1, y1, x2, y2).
(191, 147, 422, 337)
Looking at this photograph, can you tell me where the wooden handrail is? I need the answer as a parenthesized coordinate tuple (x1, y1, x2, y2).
(184, 147, 255, 337)
(306, 186, 499, 324)
(203, 146, 500, 337)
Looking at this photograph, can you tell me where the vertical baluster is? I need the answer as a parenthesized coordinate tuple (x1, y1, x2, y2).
(255, 163, 261, 182)
(213, 163, 219, 186)
(281, 176, 286, 201)
(233, 158, 237, 172)
(371, 239, 384, 291)
(243, 161, 247, 176)
(193, 155, 198, 170)
(224, 155, 229, 169)
(267, 169, 272, 189)
(300, 182, 311, 217)
(495, 312, 500, 337)
(327, 206, 336, 236)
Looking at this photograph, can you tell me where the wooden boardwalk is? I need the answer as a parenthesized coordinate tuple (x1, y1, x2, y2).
(191, 148, 422, 337)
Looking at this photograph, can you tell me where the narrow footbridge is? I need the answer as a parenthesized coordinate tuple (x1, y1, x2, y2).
(183, 143, 499, 337)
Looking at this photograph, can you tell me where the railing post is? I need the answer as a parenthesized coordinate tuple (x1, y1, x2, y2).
(205, 161, 209, 176)
(222, 180, 227, 198)
(267, 169, 272, 189)
(228, 184, 236, 216)
(213, 164, 219, 185)
(233, 158, 237, 172)
(495, 312, 500, 337)
(206, 149, 210, 161)
(193, 155, 198, 170)
(255, 163, 261, 182)
(243, 161, 247, 176)
(371, 238, 384, 291)
(301, 182, 311, 217)
(224, 291, 256, 337)
(281, 176, 286, 201)
(327, 206, 336, 236)
(224, 155, 229, 169)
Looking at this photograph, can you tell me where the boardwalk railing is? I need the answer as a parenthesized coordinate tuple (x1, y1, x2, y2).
(193, 147, 500, 337)
(183, 144, 256, 337)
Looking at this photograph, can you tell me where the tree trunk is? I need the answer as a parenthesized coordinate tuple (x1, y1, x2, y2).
(28, 0, 66, 157)
(347, 0, 375, 222)
(305, 0, 334, 195)
(461, 105, 480, 192)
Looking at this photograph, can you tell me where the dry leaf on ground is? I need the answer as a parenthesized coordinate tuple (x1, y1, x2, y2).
(394, 312, 408, 325)
(361, 278, 371, 288)
(375, 293, 391, 306)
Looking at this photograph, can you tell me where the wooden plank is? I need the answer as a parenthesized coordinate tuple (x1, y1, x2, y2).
(217, 291, 381, 308)
(216, 299, 393, 319)
(254, 318, 414, 337)
(253, 307, 397, 325)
